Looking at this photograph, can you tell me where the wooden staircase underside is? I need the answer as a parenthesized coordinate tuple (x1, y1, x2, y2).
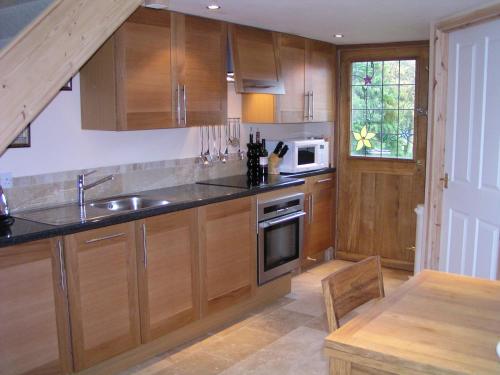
(0, 0, 142, 154)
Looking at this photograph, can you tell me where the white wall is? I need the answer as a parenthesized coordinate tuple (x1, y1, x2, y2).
(0, 76, 332, 177)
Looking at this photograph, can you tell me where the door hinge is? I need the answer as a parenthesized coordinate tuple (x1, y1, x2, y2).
(440, 173, 449, 189)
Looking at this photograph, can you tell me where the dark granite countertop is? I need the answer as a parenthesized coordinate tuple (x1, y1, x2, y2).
(1, 176, 304, 248)
(279, 167, 336, 179)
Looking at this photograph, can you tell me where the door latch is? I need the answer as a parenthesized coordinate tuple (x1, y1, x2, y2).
(440, 173, 449, 189)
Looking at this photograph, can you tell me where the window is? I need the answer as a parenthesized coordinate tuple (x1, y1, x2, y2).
(350, 60, 416, 159)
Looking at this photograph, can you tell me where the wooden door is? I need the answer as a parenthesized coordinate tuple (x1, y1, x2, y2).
(136, 209, 200, 342)
(440, 20, 500, 280)
(198, 196, 257, 315)
(116, 7, 174, 130)
(306, 40, 335, 122)
(173, 14, 227, 126)
(0, 238, 72, 375)
(64, 223, 140, 370)
(304, 173, 335, 258)
(276, 34, 307, 123)
(229, 24, 284, 94)
(337, 44, 429, 271)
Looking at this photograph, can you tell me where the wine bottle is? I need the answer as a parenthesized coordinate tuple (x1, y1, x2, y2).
(259, 139, 269, 180)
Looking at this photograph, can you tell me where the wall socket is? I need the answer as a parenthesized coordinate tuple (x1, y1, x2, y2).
(0, 172, 13, 188)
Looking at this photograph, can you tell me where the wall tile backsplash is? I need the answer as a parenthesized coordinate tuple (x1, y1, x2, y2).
(7, 156, 246, 212)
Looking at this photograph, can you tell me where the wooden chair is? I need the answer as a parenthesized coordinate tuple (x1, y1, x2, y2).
(321, 256, 385, 332)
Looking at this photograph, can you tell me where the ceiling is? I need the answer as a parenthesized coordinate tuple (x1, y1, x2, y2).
(167, 0, 495, 44)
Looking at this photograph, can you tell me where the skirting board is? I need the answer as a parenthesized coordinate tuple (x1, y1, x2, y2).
(335, 251, 414, 272)
(77, 274, 292, 375)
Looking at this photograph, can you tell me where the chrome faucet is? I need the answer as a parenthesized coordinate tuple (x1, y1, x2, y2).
(77, 170, 114, 206)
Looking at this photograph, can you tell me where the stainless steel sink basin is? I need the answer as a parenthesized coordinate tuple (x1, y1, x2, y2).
(90, 196, 170, 212)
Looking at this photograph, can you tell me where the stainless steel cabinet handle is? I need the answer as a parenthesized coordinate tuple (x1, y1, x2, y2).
(304, 92, 309, 120)
(310, 91, 314, 120)
(309, 195, 314, 224)
(142, 223, 148, 269)
(183, 85, 187, 126)
(316, 178, 332, 184)
(57, 240, 66, 291)
(176, 83, 181, 126)
(84, 232, 126, 244)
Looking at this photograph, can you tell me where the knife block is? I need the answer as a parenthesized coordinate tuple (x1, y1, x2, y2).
(268, 154, 282, 175)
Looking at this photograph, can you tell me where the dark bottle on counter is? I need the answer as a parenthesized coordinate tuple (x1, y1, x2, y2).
(246, 132, 260, 185)
(259, 139, 269, 180)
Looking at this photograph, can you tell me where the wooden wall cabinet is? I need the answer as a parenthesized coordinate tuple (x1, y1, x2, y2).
(81, 8, 227, 130)
(64, 223, 141, 371)
(136, 209, 200, 342)
(242, 36, 335, 124)
(173, 13, 227, 126)
(303, 173, 336, 261)
(0, 238, 72, 375)
(198, 196, 257, 315)
(230, 24, 284, 94)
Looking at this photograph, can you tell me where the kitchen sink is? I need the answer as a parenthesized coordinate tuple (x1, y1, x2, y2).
(90, 196, 170, 212)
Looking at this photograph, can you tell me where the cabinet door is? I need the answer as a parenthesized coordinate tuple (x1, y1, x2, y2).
(276, 34, 307, 123)
(199, 197, 256, 315)
(64, 223, 140, 371)
(304, 174, 335, 258)
(0, 238, 72, 375)
(230, 24, 284, 94)
(306, 40, 335, 122)
(137, 209, 200, 342)
(116, 8, 175, 130)
(173, 14, 227, 126)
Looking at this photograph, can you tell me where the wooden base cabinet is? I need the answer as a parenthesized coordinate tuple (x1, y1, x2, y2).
(0, 238, 72, 375)
(198, 197, 257, 315)
(136, 209, 200, 342)
(303, 173, 336, 261)
(64, 223, 141, 371)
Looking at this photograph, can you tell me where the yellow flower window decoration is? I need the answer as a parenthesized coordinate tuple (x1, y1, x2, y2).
(353, 126, 376, 151)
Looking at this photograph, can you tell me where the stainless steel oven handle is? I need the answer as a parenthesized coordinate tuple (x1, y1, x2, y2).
(259, 211, 306, 228)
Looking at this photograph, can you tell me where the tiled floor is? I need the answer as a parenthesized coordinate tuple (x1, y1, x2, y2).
(120, 260, 411, 375)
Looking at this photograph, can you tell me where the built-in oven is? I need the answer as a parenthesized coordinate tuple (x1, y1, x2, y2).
(258, 193, 305, 285)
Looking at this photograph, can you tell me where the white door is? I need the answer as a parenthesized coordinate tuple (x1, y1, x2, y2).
(440, 19, 500, 280)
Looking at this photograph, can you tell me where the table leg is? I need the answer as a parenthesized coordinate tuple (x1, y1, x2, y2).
(330, 357, 352, 374)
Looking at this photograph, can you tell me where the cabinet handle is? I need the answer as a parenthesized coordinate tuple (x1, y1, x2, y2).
(304, 92, 309, 120)
(142, 223, 148, 269)
(57, 240, 66, 291)
(84, 232, 126, 244)
(310, 194, 314, 223)
(310, 91, 314, 120)
(183, 85, 187, 126)
(316, 178, 332, 184)
(176, 84, 181, 126)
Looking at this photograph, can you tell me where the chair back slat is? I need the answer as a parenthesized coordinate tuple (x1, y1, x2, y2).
(322, 256, 384, 332)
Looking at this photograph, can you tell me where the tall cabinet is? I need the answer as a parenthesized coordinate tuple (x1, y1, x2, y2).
(80, 8, 227, 130)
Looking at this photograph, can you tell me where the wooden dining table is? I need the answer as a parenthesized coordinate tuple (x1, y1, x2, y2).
(324, 270, 500, 375)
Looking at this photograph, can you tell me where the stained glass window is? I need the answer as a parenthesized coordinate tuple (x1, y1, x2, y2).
(350, 60, 416, 159)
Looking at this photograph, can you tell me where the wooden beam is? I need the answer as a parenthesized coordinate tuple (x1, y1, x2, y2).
(437, 2, 500, 32)
(0, 0, 143, 155)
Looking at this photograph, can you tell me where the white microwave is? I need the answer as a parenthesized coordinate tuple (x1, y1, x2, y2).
(267, 139, 329, 173)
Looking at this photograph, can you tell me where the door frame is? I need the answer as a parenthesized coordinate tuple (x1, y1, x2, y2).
(423, 2, 500, 270)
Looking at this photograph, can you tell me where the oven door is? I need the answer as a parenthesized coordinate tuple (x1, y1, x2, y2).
(258, 210, 305, 285)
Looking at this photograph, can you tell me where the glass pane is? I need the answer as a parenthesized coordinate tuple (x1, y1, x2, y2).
(383, 85, 399, 109)
(350, 59, 416, 160)
(0, 0, 55, 50)
(400, 60, 416, 84)
(383, 61, 400, 84)
(365, 86, 382, 109)
(399, 85, 415, 109)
